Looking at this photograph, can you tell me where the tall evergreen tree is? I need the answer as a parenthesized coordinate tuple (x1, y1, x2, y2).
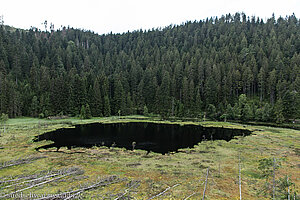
(103, 95, 111, 117)
(30, 96, 39, 117)
(0, 13, 298, 122)
(113, 78, 125, 115)
(92, 77, 103, 116)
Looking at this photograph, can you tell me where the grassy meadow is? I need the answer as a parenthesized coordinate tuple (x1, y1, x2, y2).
(0, 116, 299, 199)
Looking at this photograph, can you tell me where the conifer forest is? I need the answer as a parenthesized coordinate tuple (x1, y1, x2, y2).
(0, 13, 299, 122)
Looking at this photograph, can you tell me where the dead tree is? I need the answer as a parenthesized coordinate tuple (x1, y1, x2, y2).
(0, 169, 80, 199)
(272, 157, 276, 200)
(287, 176, 290, 200)
(114, 181, 140, 200)
(33, 175, 124, 200)
(239, 152, 242, 200)
(202, 167, 209, 200)
(147, 184, 180, 200)
(184, 192, 196, 200)
(218, 162, 221, 177)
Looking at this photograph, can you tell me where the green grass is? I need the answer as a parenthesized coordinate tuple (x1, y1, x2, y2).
(0, 116, 299, 199)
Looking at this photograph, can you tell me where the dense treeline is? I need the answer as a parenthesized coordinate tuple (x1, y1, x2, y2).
(0, 13, 299, 122)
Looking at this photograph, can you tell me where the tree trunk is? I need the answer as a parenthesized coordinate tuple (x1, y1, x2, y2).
(272, 157, 276, 200)
(239, 153, 242, 200)
(202, 167, 209, 200)
(218, 163, 221, 177)
(171, 98, 174, 116)
(287, 176, 290, 200)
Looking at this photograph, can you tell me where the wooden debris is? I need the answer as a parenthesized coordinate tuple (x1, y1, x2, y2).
(0, 168, 82, 199)
(114, 180, 141, 200)
(0, 156, 46, 170)
(184, 192, 196, 200)
(202, 167, 209, 200)
(272, 157, 276, 200)
(34, 175, 126, 200)
(147, 183, 180, 200)
(239, 152, 242, 200)
(47, 115, 69, 120)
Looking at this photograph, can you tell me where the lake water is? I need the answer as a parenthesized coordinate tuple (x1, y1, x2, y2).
(34, 122, 251, 154)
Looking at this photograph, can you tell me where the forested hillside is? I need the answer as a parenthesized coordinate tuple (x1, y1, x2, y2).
(0, 13, 299, 122)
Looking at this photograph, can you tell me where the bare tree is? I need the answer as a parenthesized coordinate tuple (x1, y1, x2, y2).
(147, 184, 180, 200)
(43, 20, 47, 32)
(272, 157, 276, 200)
(50, 22, 55, 32)
(287, 176, 290, 200)
(239, 152, 242, 200)
(0, 15, 4, 26)
(202, 167, 209, 200)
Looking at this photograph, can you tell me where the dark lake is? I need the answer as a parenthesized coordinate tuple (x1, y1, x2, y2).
(34, 122, 251, 154)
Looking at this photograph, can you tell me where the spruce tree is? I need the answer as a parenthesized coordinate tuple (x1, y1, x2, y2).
(31, 96, 39, 117)
(113, 78, 125, 115)
(85, 104, 92, 119)
(0, 13, 298, 122)
(80, 105, 86, 119)
(103, 95, 111, 117)
(274, 98, 285, 123)
(92, 78, 103, 116)
(125, 92, 133, 115)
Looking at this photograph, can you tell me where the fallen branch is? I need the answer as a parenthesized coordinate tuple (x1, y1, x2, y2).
(0, 174, 38, 184)
(64, 191, 82, 200)
(114, 181, 140, 200)
(0, 156, 46, 170)
(34, 175, 125, 200)
(184, 192, 196, 200)
(0, 169, 81, 199)
(2, 172, 62, 189)
(147, 184, 180, 200)
(0, 168, 73, 184)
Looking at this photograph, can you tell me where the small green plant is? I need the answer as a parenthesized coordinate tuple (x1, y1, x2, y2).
(277, 175, 297, 200)
(257, 158, 282, 199)
(258, 158, 276, 178)
(39, 113, 45, 119)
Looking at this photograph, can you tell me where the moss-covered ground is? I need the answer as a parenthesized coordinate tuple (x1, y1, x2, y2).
(0, 116, 299, 199)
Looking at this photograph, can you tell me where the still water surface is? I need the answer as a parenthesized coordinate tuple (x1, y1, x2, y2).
(34, 122, 251, 154)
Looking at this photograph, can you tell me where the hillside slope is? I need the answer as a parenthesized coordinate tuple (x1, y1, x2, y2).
(0, 13, 299, 121)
